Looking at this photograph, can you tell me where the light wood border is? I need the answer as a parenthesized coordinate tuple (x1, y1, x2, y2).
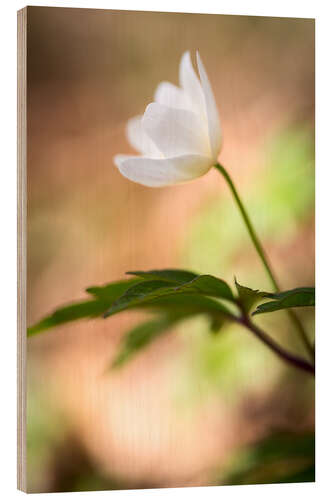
(17, 6, 27, 493)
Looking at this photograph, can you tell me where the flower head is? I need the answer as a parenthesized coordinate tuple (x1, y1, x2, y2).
(114, 51, 222, 187)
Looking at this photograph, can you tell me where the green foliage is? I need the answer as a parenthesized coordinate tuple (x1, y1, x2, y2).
(234, 279, 268, 313)
(28, 268, 315, 370)
(28, 271, 235, 338)
(141, 294, 231, 316)
(179, 274, 233, 301)
(111, 280, 235, 369)
(28, 278, 140, 336)
(103, 274, 234, 318)
(222, 432, 315, 485)
(253, 287, 315, 315)
(27, 300, 109, 336)
(127, 269, 198, 283)
(112, 315, 184, 368)
(86, 278, 141, 300)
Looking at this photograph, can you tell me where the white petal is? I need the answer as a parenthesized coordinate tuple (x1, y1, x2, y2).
(126, 115, 162, 157)
(142, 102, 210, 158)
(115, 154, 213, 187)
(179, 51, 206, 118)
(154, 81, 192, 111)
(114, 154, 136, 169)
(196, 51, 222, 160)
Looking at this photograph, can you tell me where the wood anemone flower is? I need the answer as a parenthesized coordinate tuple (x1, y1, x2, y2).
(114, 50, 222, 187)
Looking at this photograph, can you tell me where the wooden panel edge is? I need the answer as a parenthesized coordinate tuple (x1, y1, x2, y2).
(17, 6, 27, 493)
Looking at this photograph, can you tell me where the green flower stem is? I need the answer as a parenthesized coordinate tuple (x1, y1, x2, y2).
(214, 163, 314, 362)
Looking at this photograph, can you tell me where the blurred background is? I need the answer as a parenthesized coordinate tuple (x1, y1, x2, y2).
(26, 7, 315, 492)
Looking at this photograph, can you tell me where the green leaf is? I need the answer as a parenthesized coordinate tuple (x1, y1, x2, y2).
(104, 280, 173, 317)
(127, 269, 198, 283)
(141, 293, 231, 317)
(222, 432, 314, 486)
(104, 275, 235, 318)
(28, 273, 234, 336)
(28, 278, 141, 336)
(234, 279, 268, 313)
(181, 275, 234, 301)
(276, 465, 315, 484)
(253, 287, 315, 315)
(112, 315, 183, 368)
(112, 294, 231, 369)
(110, 274, 236, 367)
(264, 287, 315, 302)
(27, 299, 109, 336)
(209, 317, 225, 334)
(86, 278, 141, 300)
(127, 270, 234, 301)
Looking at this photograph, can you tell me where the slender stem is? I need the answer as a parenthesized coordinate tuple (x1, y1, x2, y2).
(215, 163, 279, 289)
(238, 315, 315, 376)
(214, 163, 314, 362)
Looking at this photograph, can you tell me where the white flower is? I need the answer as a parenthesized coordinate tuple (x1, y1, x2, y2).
(114, 51, 222, 187)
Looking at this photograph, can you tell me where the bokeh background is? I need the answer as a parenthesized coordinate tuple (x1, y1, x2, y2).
(26, 7, 315, 492)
